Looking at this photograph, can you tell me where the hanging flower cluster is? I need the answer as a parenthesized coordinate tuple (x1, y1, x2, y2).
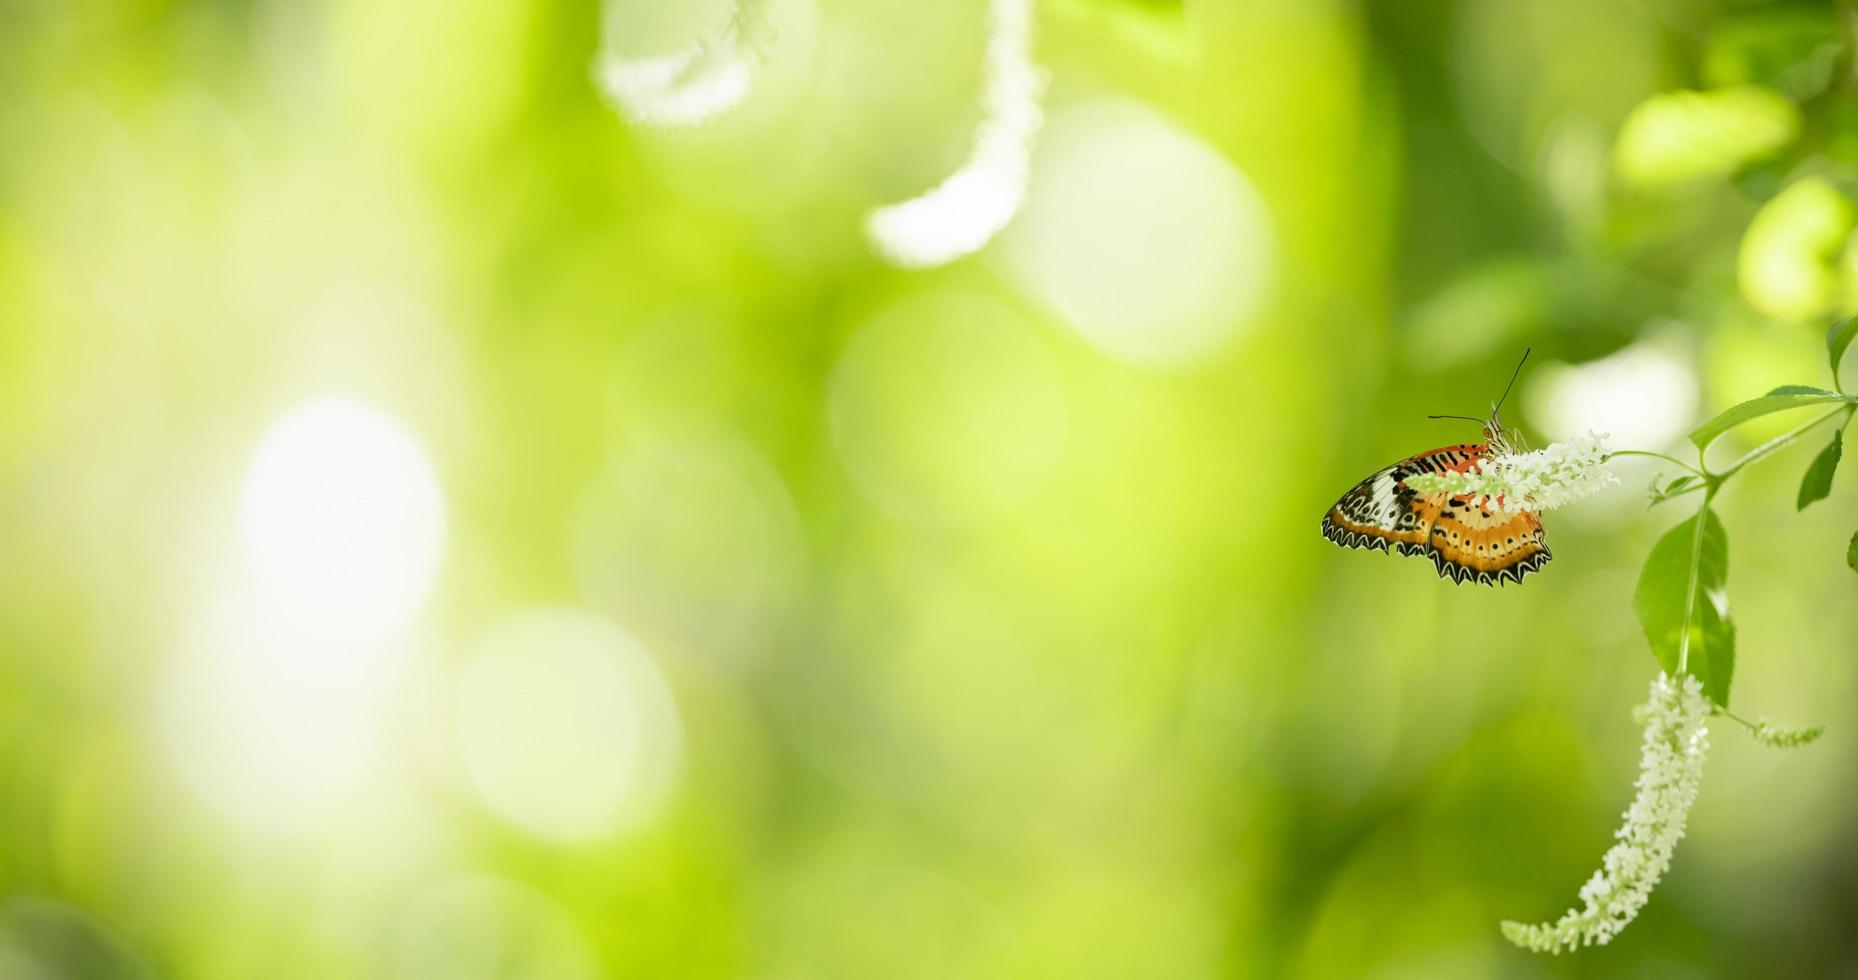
(1502, 672, 1711, 954)
(1404, 431, 1618, 513)
(865, 0, 1045, 268)
(595, 0, 772, 128)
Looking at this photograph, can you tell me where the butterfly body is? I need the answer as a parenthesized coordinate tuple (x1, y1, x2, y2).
(1321, 441, 1551, 586)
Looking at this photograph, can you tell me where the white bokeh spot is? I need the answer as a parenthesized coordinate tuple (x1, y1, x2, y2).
(455, 609, 682, 842)
(1525, 339, 1697, 451)
(239, 396, 447, 651)
(999, 98, 1276, 367)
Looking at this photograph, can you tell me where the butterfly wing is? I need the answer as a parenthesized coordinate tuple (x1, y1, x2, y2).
(1321, 443, 1552, 587)
(1321, 460, 1434, 556)
(1424, 498, 1551, 586)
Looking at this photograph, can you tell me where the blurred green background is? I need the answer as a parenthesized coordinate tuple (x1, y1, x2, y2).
(3, 0, 1858, 976)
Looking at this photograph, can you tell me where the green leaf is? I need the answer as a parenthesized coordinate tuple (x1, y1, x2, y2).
(1849, 530, 1858, 574)
(1703, 7, 1844, 101)
(1768, 384, 1839, 396)
(1614, 87, 1800, 190)
(1648, 474, 1698, 507)
(1829, 316, 1858, 384)
(1689, 391, 1851, 450)
(1634, 508, 1735, 706)
(1798, 428, 1843, 509)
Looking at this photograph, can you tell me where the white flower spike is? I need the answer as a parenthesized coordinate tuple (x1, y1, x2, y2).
(1502, 672, 1711, 954)
(1403, 431, 1618, 514)
(595, 0, 772, 128)
(866, 0, 1045, 268)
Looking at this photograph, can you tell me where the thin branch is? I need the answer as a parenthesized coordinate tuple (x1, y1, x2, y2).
(1715, 405, 1852, 479)
(1607, 449, 1705, 476)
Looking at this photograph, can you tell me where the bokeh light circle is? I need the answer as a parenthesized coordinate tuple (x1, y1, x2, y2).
(239, 396, 446, 651)
(161, 591, 402, 836)
(829, 289, 1067, 525)
(571, 429, 804, 663)
(998, 98, 1275, 367)
(1525, 340, 1697, 450)
(455, 609, 682, 842)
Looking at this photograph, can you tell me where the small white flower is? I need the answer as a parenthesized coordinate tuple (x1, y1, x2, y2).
(1502, 672, 1710, 954)
(1403, 431, 1618, 514)
(866, 0, 1045, 268)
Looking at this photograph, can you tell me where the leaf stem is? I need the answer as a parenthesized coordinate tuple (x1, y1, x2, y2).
(1711, 705, 1757, 731)
(1653, 481, 1706, 503)
(1714, 405, 1852, 480)
(1607, 449, 1704, 475)
(1675, 490, 1713, 678)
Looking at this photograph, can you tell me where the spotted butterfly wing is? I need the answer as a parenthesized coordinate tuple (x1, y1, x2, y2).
(1321, 442, 1551, 586)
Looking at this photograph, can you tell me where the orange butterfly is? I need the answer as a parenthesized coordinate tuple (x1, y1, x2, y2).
(1320, 353, 1550, 586)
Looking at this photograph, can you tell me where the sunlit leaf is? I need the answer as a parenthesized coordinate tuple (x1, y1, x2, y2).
(1634, 508, 1735, 706)
(1769, 384, 1839, 396)
(1738, 177, 1856, 319)
(1689, 391, 1850, 450)
(1829, 315, 1858, 382)
(1614, 87, 1799, 189)
(1797, 428, 1843, 509)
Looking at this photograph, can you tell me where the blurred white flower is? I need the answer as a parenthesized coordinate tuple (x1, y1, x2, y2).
(1403, 431, 1618, 514)
(866, 0, 1044, 268)
(1750, 718, 1824, 749)
(595, 1, 771, 128)
(1502, 673, 1710, 954)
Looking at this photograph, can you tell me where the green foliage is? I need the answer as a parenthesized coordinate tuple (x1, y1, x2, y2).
(1613, 87, 1799, 189)
(1829, 316, 1858, 388)
(1635, 508, 1735, 706)
(1849, 530, 1858, 574)
(1647, 473, 1700, 507)
(1688, 390, 1850, 451)
(1797, 428, 1843, 509)
(1703, 6, 1844, 101)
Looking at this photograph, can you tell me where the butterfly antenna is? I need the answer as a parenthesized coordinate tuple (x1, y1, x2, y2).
(1427, 414, 1486, 424)
(1489, 348, 1531, 420)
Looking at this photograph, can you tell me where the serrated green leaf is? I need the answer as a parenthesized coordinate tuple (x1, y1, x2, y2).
(1689, 392, 1851, 450)
(1798, 428, 1843, 509)
(1634, 508, 1735, 706)
(1768, 384, 1840, 396)
(1829, 316, 1858, 384)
